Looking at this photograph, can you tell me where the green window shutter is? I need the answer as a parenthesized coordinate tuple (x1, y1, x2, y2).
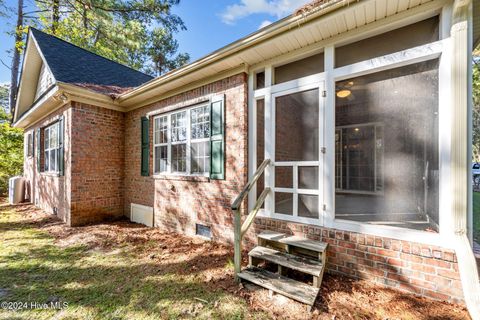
(58, 116, 65, 176)
(36, 128, 41, 172)
(210, 95, 225, 180)
(141, 116, 150, 176)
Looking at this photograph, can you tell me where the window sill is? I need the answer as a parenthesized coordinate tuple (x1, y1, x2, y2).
(152, 174, 210, 182)
(40, 172, 61, 177)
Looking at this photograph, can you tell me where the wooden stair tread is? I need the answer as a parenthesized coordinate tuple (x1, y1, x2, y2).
(249, 246, 323, 276)
(258, 231, 287, 241)
(258, 231, 327, 253)
(237, 267, 319, 306)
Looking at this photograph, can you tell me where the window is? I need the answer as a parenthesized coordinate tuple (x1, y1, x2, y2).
(153, 104, 211, 175)
(335, 59, 439, 232)
(154, 116, 168, 173)
(44, 122, 60, 173)
(191, 105, 210, 173)
(27, 133, 33, 157)
(335, 124, 384, 194)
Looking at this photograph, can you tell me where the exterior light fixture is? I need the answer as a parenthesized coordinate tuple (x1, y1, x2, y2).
(336, 89, 351, 98)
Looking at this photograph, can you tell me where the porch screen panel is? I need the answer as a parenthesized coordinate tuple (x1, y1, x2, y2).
(275, 89, 319, 162)
(334, 59, 439, 232)
(335, 16, 439, 68)
(256, 99, 265, 205)
(298, 195, 319, 218)
(274, 89, 320, 219)
(274, 53, 324, 84)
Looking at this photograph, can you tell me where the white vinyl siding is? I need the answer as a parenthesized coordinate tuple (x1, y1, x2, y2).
(35, 64, 54, 100)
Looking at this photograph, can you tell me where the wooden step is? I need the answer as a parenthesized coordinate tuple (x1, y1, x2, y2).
(258, 231, 287, 242)
(237, 267, 320, 306)
(258, 231, 327, 253)
(249, 246, 323, 277)
(280, 236, 327, 253)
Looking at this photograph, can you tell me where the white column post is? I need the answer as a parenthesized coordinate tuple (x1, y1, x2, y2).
(449, 1, 480, 319)
(264, 66, 274, 215)
(324, 46, 335, 228)
(247, 72, 256, 212)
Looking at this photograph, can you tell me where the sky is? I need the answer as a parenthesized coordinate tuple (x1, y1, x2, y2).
(0, 0, 312, 84)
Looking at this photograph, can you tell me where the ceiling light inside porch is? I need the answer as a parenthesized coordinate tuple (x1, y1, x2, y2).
(336, 89, 351, 98)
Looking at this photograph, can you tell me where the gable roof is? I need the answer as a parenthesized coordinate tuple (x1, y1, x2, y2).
(29, 28, 153, 89)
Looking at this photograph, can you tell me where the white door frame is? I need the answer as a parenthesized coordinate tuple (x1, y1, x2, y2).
(263, 78, 326, 226)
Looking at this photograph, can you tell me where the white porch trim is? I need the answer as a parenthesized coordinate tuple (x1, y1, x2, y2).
(248, 14, 454, 249)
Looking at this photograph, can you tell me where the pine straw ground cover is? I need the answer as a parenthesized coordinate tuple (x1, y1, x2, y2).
(0, 199, 470, 320)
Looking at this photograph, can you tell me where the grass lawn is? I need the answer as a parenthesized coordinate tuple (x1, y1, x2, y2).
(0, 200, 470, 320)
(474, 192, 480, 243)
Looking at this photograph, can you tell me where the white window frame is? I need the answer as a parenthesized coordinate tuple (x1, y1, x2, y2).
(153, 116, 168, 174)
(26, 132, 33, 157)
(190, 105, 211, 174)
(247, 9, 454, 248)
(153, 103, 211, 177)
(335, 122, 385, 196)
(43, 122, 60, 173)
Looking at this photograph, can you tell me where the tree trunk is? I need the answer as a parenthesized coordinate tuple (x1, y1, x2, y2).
(52, 0, 60, 34)
(9, 0, 23, 118)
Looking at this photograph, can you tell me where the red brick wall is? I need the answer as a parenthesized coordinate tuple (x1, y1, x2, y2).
(22, 74, 464, 304)
(69, 102, 125, 226)
(24, 102, 125, 226)
(124, 73, 248, 242)
(24, 105, 71, 222)
(251, 218, 463, 303)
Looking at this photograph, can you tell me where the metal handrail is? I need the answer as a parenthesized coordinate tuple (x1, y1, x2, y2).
(231, 159, 271, 210)
(231, 158, 271, 279)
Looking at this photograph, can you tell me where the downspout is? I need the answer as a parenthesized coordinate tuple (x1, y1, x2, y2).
(450, 0, 480, 318)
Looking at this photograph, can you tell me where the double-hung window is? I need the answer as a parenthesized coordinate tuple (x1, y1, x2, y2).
(153, 104, 211, 176)
(190, 105, 210, 174)
(154, 116, 168, 173)
(44, 122, 60, 173)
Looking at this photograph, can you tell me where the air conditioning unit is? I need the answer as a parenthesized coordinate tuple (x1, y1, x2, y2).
(9, 176, 25, 205)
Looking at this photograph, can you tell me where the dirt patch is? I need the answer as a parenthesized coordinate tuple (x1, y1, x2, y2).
(1, 200, 471, 320)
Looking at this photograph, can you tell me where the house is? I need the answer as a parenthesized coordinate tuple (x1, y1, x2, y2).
(12, 0, 480, 317)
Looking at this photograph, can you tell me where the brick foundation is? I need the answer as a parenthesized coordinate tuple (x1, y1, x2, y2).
(251, 217, 464, 303)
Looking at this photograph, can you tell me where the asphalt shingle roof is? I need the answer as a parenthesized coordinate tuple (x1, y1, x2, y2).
(30, 28, 153, 91)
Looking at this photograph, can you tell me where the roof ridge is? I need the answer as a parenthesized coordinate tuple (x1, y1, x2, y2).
(29, 27, 153, 79)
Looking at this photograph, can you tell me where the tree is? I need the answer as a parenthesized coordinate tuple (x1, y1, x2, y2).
(0, 84, 8, 114)
(9, 0, 24, 116)
(473, 50, 480, 162)
(0, 89, 23, 195)
(35, 0, 189, 75)
(7, 0, 189, 113)
(145, 28, 190, 76)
